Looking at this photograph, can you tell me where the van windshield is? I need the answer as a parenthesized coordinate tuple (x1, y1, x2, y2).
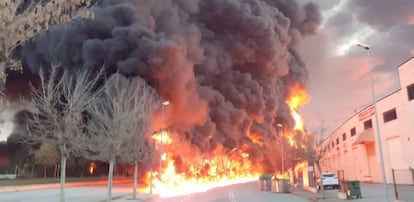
(323, 174, 335, 178)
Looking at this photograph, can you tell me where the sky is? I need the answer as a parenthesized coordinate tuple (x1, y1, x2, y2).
(297, 0, 414, 136)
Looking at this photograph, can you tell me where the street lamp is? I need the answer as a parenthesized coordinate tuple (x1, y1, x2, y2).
(149, 142, 153, 194)
(356, 43, 389, 202)
(159, 100, 169, 178)
(149, 132, 157, 194)
(277, 124, 284, 174)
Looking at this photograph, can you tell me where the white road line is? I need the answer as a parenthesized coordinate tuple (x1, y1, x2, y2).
(228, 189, 237, 202)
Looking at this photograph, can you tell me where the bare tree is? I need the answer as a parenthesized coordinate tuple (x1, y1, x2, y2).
(303, 124, 328, 197)
(22, 64, 103, 202)
(118, 82, 159, 200)
(76, 73, 159, 202)
(0, 0, 95, 126)
(34, 140, 59, 178)
(0, 0, 94, 74)
(119, 138, 155, 199)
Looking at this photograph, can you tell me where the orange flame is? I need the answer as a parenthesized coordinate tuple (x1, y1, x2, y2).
(152, 131, 172, 144)
(89, 162, 95, 175)
(286, 84, 309, 133)
(246, 131, 262, 145)
(146, 131, 258, 197)
(286, 135, 295, 147)
(282, 83, 310, 148)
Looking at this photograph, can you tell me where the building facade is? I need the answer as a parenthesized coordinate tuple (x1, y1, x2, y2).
(319, 57, 414, 184)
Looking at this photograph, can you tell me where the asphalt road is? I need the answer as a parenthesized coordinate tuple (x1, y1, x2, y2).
(0, 181, 308, 202)
(146, 182, 308, 202)
(4, 181, 410, 202)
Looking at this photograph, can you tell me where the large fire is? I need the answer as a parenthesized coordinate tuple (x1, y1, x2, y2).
(146, 131, 258, 197)
(285, 84, 310, 147)
(145, 83, 310, 197)
(286, 83, 309, 132)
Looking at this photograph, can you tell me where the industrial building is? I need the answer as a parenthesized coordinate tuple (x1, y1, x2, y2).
(319, 57, 414, 184)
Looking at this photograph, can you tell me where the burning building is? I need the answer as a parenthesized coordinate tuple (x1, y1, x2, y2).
(7, 0, 321, 196)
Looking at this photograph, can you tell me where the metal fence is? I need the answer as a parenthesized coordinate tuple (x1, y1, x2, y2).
(391, 168, 414, 201)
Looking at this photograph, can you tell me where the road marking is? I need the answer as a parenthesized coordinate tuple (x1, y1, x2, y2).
(228, 189, 237, 202)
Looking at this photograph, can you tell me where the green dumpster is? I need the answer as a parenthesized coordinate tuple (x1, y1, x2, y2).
(346, 181, 362, 199)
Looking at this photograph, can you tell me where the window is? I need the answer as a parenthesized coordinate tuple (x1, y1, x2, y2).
(364, 119, 372, 130)
(342, 133, 346, 141)
(408, 83, 414, 101)
(350, 127, 356, 137)
(336, 137, 339, 145)
(383, 108, 397, 123)
(331, 141, 334, 147)
(322, 173, 335, 178)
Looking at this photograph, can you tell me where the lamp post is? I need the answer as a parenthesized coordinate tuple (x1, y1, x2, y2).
(159, 100, 169, 178)
(149, 153, 153, 194)
(357, 43, 389, 202)
(277, 124, 284, 174)
(149, 132, 156, 195)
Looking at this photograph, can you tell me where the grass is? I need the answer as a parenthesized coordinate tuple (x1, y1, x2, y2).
(0, 177, 105, 187)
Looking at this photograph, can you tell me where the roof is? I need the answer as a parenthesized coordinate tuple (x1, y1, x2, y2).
(397, 56, 414, 69)
(352, 128, 375, 145)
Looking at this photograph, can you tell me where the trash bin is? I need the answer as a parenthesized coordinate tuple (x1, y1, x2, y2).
(345, 181, 362, 199)
(272, 175, 290, 193)
(258, 174, 272, 191)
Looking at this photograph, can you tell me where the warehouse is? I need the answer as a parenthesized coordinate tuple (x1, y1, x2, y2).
(319, 57, 414, 184)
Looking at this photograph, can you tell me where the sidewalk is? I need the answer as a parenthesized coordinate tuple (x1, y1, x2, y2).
(0, 180, 154, 202)
(290, 183, 413, 202)
(291, 187, 346, 202)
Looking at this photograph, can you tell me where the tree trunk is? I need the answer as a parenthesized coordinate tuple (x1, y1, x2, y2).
(31, 164, 35, 177)
(107, 159, 115, 202)
(14, 165, 18, 176)
(316, 161, 325, 198)
(133, 161, 138, 199)
(54, 164, 58, 178)
(60, 156, 67, 202)
(43, 165, 47, 178)
(57, 164, 61, 177)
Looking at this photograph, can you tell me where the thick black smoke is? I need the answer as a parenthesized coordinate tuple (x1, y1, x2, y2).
(15, 0, 321, 171)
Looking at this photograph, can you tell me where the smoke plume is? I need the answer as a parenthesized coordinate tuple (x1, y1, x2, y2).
(15, 0, 321, 171)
